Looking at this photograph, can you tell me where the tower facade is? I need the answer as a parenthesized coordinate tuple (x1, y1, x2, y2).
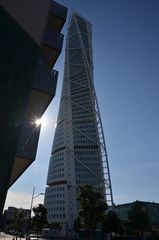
(44, 12, 113, 233)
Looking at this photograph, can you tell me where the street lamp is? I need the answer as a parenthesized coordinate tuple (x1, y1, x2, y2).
(27, 187, 45, 237)
(30, 187, 45, 214)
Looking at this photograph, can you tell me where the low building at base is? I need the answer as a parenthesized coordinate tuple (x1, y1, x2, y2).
(114, 200, 159, 230)
(1, 207, 31, 232)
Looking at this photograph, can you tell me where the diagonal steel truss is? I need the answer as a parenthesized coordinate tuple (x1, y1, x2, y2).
(65, 13, 114, 206)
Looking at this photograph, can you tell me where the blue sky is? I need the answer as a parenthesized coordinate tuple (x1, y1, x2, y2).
(5, 0, 159, 209)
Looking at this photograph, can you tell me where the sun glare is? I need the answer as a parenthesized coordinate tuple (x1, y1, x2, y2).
(35, 116, 46, 127)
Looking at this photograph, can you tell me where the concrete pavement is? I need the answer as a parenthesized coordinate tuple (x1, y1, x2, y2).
(0, 233, 25, 240)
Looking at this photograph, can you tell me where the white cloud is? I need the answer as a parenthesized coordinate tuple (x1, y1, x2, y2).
(4, 191, 44, 211)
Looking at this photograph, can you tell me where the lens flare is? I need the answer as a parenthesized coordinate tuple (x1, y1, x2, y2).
(35, 116, 46, 127)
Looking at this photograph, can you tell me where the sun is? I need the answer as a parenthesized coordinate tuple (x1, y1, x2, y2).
(35, 116, 46, 127)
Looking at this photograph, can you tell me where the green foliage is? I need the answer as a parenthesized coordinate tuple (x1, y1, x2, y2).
(73, 216, 82, 233)
(102, 210, 123, 234)
(128, 201, 150, 233)
(32, 204, 48, 232)
(74, 185, 125, 237)
(14, 211, 26, 231)
(74, 185, 108, 231)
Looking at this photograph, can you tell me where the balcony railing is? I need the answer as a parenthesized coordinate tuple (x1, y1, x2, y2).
(43, 30, 63, 51)
(32, 64, 58, 96)
(16, 124, 40, 161)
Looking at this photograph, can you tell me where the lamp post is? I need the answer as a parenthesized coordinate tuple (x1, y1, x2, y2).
(30, 187, 45, 214)
(27, 187, 45, 238)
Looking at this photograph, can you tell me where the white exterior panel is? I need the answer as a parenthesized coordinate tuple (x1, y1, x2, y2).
(44, 12, 113, 235)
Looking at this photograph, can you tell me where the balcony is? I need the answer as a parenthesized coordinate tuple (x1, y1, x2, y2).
(9, 123, 41, 187)
(26, 65, 58, 119)
(32, 65, 58, 96)
(9, 66, 58, 187)
(46, 1, 67, 33)
(41, 31, 64, 69)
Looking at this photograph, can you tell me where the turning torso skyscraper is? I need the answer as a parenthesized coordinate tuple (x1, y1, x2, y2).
(44, 12, 113, 232)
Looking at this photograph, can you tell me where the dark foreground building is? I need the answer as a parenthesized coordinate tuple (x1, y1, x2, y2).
(0, 0, 67, 215)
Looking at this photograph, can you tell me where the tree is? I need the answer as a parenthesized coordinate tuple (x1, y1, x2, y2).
(74, 185, 108, 237)
(128, 201, 150, 237)
(32, 204, 48, 233)
(73, 216, 82, 233)
(102, 210, 123, 235)
(14, 210, 26, 232)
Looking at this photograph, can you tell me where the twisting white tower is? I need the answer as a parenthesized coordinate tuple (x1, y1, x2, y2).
(44, 12, 113, 233)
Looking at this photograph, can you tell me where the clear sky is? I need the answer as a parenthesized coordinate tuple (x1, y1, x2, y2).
(5, 0, 159, 210)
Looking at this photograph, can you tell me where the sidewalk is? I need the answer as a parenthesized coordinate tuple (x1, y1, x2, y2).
(0, 233, 25, 240)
